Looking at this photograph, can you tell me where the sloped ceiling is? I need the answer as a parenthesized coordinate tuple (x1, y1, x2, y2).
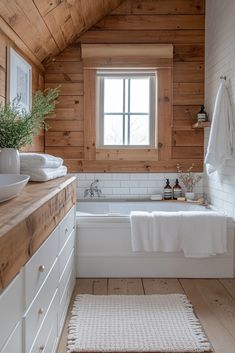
(0, 0, 123, 65)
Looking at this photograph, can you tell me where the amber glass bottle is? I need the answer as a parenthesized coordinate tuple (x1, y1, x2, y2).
(173, 179, 182, 200)
(164, 179, 172, 200)
(197, 105, 208, 122)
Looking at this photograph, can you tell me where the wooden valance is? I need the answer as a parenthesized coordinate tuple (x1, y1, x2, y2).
(81, 44, 173, 68)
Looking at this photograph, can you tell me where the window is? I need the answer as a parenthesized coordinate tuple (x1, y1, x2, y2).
(96, 71, 156, 148)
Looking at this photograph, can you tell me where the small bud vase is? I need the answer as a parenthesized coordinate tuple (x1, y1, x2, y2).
(0, 148, 20, 174)
(185, 192, 195, 201)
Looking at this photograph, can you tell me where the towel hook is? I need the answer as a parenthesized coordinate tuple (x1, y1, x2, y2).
(220, 75, 227, 80)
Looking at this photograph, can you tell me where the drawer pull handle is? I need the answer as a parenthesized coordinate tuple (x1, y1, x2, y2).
(39, 345, 44, 352)
(38, 308, 44, 315)
(38, 265, 45, 273)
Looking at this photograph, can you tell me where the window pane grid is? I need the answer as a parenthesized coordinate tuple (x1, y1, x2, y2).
(99, 73, 155, 147)
(122, 77, 125, 145)
(104, 112, 149, 115)
(127, 78, 130, 145)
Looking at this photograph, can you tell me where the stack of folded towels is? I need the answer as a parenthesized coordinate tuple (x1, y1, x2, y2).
(20, 153, 67, 182)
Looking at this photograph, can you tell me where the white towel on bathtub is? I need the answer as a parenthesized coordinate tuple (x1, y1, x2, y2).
(151, 212, 182, 252)
(130, 212, 153, 251)
(180, 211, 227, 257)
(130, 210, 227, 257)
(131, 211, 182, 252)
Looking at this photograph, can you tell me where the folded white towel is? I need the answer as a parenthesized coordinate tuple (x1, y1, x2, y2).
(130, 210, 227, 257)
(151, 212, 182, 252)
(205, 81, 234, 175)
(20, 153, 63, 169)
(130, 212, 153, 252)
(180, 211, 227, 257)
(131, 211, 182, 253)
(21, 165, 67, 182)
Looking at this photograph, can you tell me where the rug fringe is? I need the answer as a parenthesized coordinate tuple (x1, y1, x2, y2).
(179, 294, 211, 350)
(67, 294, 85, 353)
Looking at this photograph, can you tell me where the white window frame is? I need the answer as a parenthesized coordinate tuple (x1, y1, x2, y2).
(96, 70, 156, 148)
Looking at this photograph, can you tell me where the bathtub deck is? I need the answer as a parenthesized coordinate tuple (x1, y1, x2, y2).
(57, 278, 235, 353)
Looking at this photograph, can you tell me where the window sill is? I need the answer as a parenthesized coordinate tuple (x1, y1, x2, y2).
(97, 145, 156, 149)
(96, 148, 159, 161)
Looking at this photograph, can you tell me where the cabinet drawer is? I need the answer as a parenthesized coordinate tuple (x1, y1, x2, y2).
(43, 319, 58, 353)
(59, 249, 74, 300)
(59, 229, 75, 278)
(29, 290, 59, 353)
(0, 271, 23, 350)
(24, 259, 59, 353)
(59, 206, 75, 250)
(25, 226, 59, 309)
(58, 267, 75, 335)
(0, 322, 22, 353)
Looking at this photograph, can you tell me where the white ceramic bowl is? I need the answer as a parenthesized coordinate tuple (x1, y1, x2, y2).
(0, 174, 30, 203)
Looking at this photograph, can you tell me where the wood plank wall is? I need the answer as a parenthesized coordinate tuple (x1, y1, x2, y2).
(0, 29, 45, 152)
(45, 0, 205, 172)
(0, 0, 122, 64)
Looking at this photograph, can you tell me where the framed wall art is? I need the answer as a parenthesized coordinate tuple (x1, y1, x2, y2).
(7, 47, 32, 112)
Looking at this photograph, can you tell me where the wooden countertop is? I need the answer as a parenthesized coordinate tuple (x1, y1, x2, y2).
(0, 176, 77, 292)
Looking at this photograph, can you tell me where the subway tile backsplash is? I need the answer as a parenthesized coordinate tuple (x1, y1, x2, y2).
(74, 173, 203, 200)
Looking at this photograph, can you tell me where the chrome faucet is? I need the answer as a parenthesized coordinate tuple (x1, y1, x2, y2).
(84, 179, 102, 198)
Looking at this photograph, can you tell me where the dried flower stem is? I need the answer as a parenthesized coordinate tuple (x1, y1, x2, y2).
(176, 163, 202, 192)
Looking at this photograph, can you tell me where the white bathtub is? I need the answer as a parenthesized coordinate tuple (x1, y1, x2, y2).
(76, 201, 235, 278)
(77, 200, 211, 216)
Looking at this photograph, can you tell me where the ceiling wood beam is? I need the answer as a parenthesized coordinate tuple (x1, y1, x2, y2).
(0, 0, 123, 65)
(0, 17, 45, 72)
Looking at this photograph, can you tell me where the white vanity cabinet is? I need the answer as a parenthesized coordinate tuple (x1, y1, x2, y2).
(24, 227, 59, 309)
(0, 271, 24, 352)
(0, 205, 76, 353)
(0, 323, 23, 353)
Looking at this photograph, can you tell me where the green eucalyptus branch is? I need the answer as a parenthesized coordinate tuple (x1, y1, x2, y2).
(0, 88, 59, 149)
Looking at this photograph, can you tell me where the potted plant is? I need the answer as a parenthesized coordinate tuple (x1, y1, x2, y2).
(176, 163, 202, 200)
(0, 88, 59, 173)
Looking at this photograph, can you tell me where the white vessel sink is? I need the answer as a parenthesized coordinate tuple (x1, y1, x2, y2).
(0, 174, 30, 203)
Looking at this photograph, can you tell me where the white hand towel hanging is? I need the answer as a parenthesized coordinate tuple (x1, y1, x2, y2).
(205, 80, 234, 175)
(130, 211, 153, 252)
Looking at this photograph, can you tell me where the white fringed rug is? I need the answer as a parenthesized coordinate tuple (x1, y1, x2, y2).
(67, 294, 211, 353)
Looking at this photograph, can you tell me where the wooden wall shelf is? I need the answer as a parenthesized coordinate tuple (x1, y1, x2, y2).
(192, 121, 211, 129)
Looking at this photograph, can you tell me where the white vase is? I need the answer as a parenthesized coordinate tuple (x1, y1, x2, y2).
(0, 148, 20, 174)
(185, 192, 195, 201)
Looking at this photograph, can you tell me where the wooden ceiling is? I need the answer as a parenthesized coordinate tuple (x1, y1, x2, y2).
(0, 0, 122, 66)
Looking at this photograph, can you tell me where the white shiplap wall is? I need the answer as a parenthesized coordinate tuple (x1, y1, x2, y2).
(204, 0, 235, 219)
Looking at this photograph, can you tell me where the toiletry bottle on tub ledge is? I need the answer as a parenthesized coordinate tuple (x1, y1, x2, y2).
(173, 179, 182, 200)
(164, 179, 172, 200)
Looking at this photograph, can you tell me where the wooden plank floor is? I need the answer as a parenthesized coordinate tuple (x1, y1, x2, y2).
(57, 278, 235, 353)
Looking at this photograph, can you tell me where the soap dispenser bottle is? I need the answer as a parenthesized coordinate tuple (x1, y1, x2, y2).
(173, 179, 182, 200)
(164, 179, 172, 200)
(197, 105, 208, 122)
